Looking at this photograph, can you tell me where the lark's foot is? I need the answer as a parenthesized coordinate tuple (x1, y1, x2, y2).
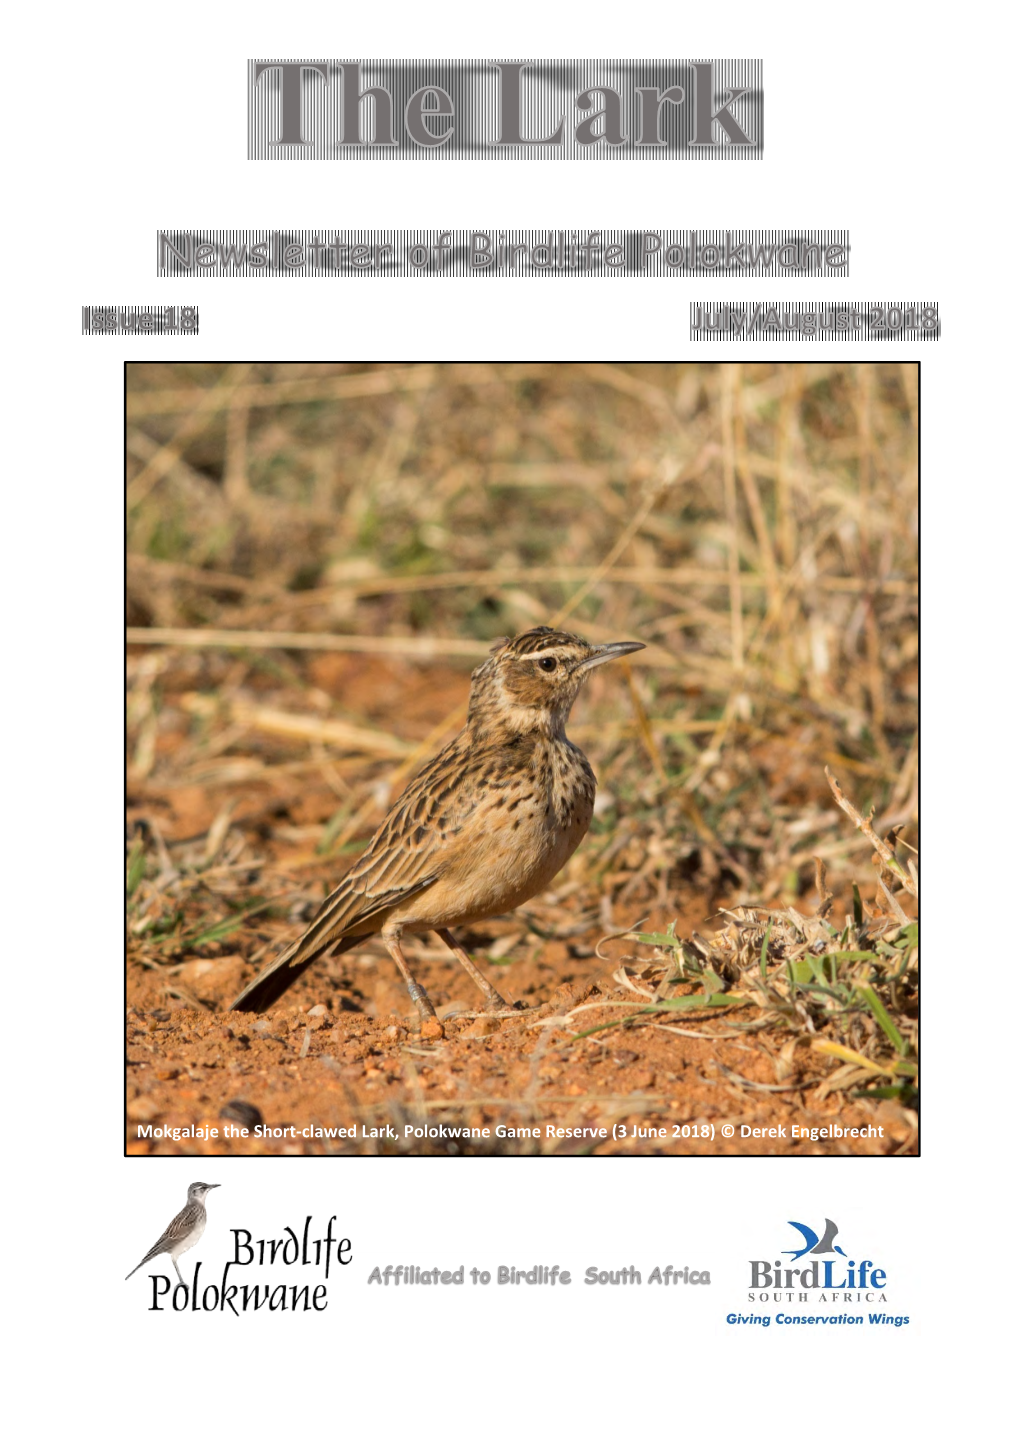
(383, 933, 441, 1027)
(436, 927, 513, 1013)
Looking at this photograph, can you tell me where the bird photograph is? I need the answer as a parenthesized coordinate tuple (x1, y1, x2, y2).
(230, 627, 645, 1034)
(125, 1182, 220, 1284)
(126, 362, 918, 1156)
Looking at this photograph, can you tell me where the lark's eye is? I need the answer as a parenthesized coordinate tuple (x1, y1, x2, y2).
(538, 656, 558, 672)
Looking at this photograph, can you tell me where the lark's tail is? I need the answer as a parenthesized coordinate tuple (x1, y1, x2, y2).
(228, 934, 362, 1013)
(125, 1245, 160, 1280)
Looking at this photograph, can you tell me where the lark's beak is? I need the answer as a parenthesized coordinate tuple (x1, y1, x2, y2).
(572, 640, 646, 674)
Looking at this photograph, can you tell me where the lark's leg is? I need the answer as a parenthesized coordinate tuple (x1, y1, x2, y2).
(173, 1258, 184, 1285)
(382, 929, 439, 1023)
(436, 928, 510, 1012)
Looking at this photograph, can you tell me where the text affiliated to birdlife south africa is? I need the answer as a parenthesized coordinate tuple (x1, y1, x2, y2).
(366, 1265, 710, 1286)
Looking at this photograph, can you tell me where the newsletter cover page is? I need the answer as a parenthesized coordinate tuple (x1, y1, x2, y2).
(10, 6, 1003, 1436)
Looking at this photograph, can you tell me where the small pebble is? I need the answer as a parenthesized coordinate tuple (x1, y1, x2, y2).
(220, 1099, 264, 1129)
(461, 1016, 501, 1038)
(126, 1096, 160, 1122)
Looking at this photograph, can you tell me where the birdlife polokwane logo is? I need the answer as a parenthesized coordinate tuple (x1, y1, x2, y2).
(747, 1220, 894, 1307)
(125, 1184, 352, 1314)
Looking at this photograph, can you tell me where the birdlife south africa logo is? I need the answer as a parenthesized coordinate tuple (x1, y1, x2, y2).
(747, 1219, 889, 1302)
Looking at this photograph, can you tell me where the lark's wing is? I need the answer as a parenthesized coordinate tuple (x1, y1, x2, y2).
(229, 734, 476, 1013)
(228, 877, 439, 1012)
(125, 1202, 199, 1279)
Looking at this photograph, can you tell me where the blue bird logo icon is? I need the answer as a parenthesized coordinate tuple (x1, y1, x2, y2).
(783, 1219, 848, 1260)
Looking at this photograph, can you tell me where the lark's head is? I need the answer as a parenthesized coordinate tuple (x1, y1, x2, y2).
(468, 627, 644, 736)
(187, 1182, 220, 1203)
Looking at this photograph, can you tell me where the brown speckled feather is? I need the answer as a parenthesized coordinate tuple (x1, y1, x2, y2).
(283, 731, 481, 953)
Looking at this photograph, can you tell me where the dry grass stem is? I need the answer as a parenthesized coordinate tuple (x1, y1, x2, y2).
(824, 766, 918, 897)
(127, 627, 493, 659)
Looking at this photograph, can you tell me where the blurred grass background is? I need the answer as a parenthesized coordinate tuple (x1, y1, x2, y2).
(125, 362, 918, 1152)
(127, 362, 917, 929)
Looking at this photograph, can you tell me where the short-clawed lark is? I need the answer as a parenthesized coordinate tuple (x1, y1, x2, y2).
(125, 1182, 220, 1285)
(229, 627, 645, 1035)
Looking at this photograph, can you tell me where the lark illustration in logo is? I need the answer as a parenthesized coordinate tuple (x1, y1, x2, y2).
(782, 1219, 848, 1262)
(125, 1182, 220, 1284)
